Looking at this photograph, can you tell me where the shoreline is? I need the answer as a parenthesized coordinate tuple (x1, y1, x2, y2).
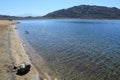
(0, 20, 59, 80)
(10, 25, 40, 80)
(17, 26, 59, 80)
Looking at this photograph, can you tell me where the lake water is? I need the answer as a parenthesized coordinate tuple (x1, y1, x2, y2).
(16, 19, 120, 80)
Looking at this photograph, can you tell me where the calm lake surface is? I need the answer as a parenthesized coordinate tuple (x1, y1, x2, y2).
(16, 19, 120, 80)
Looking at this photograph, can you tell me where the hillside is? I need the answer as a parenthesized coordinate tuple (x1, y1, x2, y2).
(0, 15, 23, 20)
(43, 5, 120, 19)
(0, 15, 42, 20)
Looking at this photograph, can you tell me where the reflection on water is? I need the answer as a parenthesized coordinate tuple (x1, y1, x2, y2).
(16, 19, 120, 80)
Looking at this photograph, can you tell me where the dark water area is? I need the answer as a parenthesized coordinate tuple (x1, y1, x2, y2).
(16, 19, 120, 80)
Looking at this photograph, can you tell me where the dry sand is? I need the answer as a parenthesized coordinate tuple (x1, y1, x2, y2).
(0, 20, 39, 80)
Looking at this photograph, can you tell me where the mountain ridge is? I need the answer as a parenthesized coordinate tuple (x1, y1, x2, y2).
(43, 5, 120, 19)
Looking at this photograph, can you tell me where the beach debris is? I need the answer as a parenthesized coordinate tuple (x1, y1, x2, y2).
(25, 31, 29, 34)
(13, 62, 31, 75)
(13, 64, 17, 70)
(14, 27, 18, 30)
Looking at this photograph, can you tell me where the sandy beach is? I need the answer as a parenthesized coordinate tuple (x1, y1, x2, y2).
(0, 20, 39, 80)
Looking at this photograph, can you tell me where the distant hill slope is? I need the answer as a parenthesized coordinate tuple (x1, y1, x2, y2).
(0, 15, 42, 20)
(43, 5, 120, 19)
(0, 15, 23, 20)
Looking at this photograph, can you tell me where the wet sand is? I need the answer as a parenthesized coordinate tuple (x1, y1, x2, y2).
(0, 20, 39, 80)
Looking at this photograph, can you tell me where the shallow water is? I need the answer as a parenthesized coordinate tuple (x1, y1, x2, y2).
(16, 19, 120, 80)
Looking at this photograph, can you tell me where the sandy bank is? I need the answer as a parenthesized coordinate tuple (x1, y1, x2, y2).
(0, 20, 39, 80)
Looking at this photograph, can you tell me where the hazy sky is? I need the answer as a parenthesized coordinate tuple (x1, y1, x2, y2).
(0, 0, 119, 16)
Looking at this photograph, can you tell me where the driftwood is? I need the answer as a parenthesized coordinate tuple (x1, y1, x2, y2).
(13, 62, 31, 75)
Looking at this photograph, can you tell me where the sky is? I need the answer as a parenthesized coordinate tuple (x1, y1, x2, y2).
(0, 0, 120, 16)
